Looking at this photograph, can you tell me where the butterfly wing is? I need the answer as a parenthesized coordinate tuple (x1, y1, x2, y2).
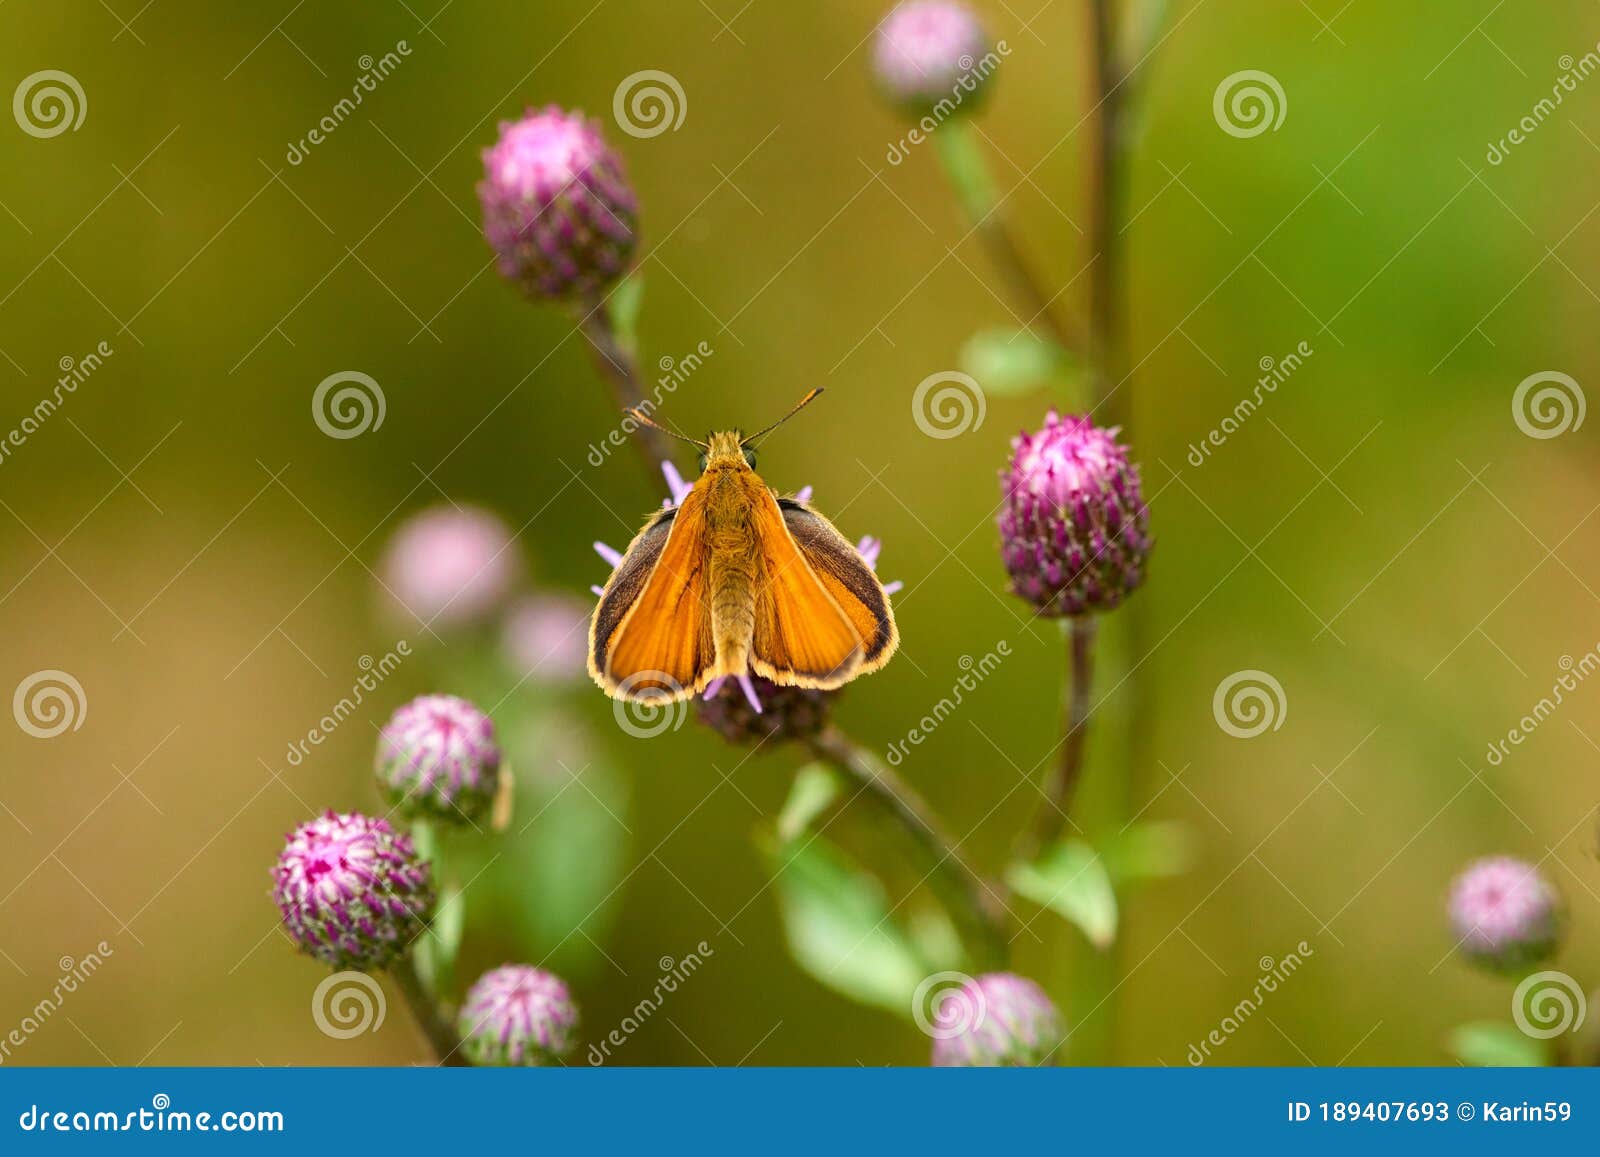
(780, 498, 898, 672)
(589, 487, 715, 701)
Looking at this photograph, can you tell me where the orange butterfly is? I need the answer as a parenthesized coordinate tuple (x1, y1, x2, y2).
(589, 389, 898, 703)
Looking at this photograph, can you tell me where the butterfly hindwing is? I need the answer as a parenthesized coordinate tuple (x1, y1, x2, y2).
(780, 497, 898, 671)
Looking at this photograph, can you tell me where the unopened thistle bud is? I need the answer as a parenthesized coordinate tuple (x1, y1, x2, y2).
(928, 972, 1064, 1067)
(873, 1, 994, 118)
(457, 964, 579, 1066)
(999, 412, 1151, 616)
(271, 812, 434, 971)
(375, 695, 503, 824)
(378, 505, 519, 630)
(479, 106, 639, 300)
(1448, 855, 1564, 973)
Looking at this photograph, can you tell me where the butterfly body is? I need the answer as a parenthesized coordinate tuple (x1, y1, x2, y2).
(589, 427, 898, 703)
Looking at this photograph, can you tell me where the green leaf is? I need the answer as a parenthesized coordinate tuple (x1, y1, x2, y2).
(1447, 1022, 1551, 1068)
(606, 272, 646, 360)
(1102, 821, 1195, 886)
(1007, 839, 1118, 950)
(777, 763, 842, 843)
(960, 327, 1077, 398)
(760, 832, 928, 1018)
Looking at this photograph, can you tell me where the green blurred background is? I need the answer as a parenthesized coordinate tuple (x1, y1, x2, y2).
(2, 0, 1598, 1065)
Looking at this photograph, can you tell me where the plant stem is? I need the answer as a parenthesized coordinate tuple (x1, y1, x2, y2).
(1087, 0, 1126, 422)
(807, 725, 1009, 970)
(933, 120, 1082, 355)
(1025, 617, 1098, 857)
(577, 296, 674, 477)
(392, 954, 469, 1066)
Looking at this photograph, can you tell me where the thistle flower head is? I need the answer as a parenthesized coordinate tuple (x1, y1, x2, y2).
(479, 106, 638, 300)
(271, 811, 434, 971)
(379, 505, 519, 630)
(929, 972, 1064, 1067)
(696, 673, 834, 745)
(457, 964, 579, 1066)
(375, 695, 502, 824)
(1448, 855, 1564, 973)
(873, 0, 993, 117)
(501, 593, 591, 684)
(999, 412, 1150, 616)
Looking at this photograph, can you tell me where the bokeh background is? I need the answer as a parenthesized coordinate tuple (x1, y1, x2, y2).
(2, 0, 1599, 1066)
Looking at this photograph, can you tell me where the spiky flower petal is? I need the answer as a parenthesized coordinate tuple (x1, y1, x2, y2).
(375, 695, 502, 824)
(457, 964, 579, 1066)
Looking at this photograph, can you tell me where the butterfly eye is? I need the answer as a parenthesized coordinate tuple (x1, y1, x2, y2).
(697, 452, 708, 472)
(742, 447, 758, 470)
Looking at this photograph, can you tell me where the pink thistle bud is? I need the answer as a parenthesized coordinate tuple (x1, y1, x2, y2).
(457, 964, 579, 1066)
(696, 673, 833, 746)
(378, 505, 519, 630)
(479, 106, 639, 301)
(1448, 856, 1564, 973)
(928, 972, 1064, 1067)
(873, 1, 994, 118)
(375, 695, 502, 824)
(999, 411, 1151, 616)
(271, 811, 434, 971)
(500, 593, 591, 684)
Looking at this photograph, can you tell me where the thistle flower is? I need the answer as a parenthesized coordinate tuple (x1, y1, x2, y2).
(999, 412, 1150, 617)
(928, 972, 1063, 1067)
(378, 505, 519, 630)
(501, 593, 591, 684)
(375, 695, 502, 824)
(873, 0, 994, 118)
(479, 106, 639, 301)
(271, 811, 434, 971)
(457, 964, 579, 1066)
(1448, 856, 1564, 973)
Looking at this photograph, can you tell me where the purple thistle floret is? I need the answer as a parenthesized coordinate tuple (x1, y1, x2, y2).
(379, 505, 519, 630)
(929, 972, 1064, 1067)
(457, 964, 579, 1066)
(873, 0, 994, 117)
(1448, 855, 1564, 973)
(271, 811, 434, 972)
(375, 695, 503, 824)
(479, 106, 639, 301)
(999, 411, 1151, 617)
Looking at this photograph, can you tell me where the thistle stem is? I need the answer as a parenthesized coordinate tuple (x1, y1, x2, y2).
(807, 725, 1009, 970)
(392, 954, 469, 1066)
(577, 296, 674, 477)
(1087, 0, 1125, 420)
(1026, 617, 1097, 856)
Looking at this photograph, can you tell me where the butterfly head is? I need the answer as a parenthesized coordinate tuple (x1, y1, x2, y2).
(624, 388, 822, 477)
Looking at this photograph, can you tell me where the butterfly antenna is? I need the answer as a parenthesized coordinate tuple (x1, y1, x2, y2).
(744, 387, 824, 446)
(625, 406, 707, 448)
